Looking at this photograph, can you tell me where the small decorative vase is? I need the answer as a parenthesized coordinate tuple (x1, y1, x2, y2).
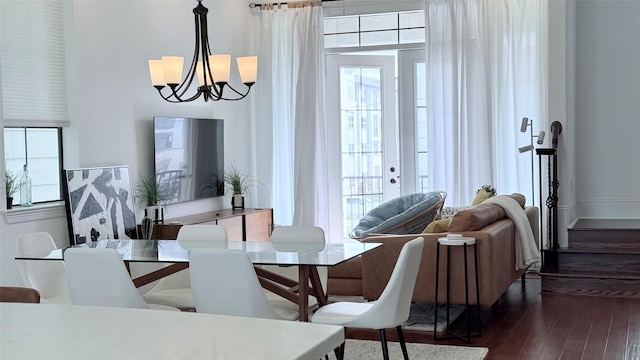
(140, 210, 154, 240)
(232, 193, 244, 209)
(147, 205, 164, 224)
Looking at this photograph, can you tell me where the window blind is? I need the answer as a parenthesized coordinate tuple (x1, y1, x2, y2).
(1, 0, 69, 127)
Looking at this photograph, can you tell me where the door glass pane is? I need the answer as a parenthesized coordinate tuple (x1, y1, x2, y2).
(339, 66, 384, 236)
(415, 61, 428, 193)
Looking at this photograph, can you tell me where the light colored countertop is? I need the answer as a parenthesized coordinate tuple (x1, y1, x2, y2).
(0, 303, 344, 360)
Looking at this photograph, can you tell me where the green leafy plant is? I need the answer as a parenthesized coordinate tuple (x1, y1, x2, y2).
(5, 170, 20, 197)
(223, 164, 253, 195)
(133, 175, 171, 207)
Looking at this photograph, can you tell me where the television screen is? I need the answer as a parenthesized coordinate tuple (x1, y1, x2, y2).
(153, 117, 224, 204)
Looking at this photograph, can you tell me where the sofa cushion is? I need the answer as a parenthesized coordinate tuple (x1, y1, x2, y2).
(448, 193, 526, 232)
(350, 191, 446, 238)
(448, 203, 506, 232)
(422, 218, 451, 233)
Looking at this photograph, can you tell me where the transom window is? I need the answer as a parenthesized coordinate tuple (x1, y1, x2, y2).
(324, 11, 425, 49)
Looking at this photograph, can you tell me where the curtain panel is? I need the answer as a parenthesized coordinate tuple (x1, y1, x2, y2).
(425, 0, 548, 206)
(254, 4, 329, 229)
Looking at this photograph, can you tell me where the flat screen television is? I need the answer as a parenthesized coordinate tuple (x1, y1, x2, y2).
(153, 116, 224, 204)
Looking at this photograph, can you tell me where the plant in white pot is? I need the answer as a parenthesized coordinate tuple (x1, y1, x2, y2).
(223, 164, 253, 209)
(133, 175, 171, 238)
(5, 170, 20, 209)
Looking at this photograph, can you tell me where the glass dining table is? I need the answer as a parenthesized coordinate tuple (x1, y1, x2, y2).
(16, 239, 382, 322)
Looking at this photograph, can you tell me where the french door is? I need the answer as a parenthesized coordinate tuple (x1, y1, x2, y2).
(326, 54, 398, 239)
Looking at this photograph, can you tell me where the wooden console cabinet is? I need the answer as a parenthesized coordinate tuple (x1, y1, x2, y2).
(148, 208, 273, 242)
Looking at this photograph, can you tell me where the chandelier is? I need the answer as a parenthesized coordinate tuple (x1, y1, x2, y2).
(148, 0, 257, 103)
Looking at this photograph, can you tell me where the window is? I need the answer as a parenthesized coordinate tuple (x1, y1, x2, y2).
(324, 11, 425, 49)
(2, 0, 68, 209)
(4, 127, 63, 205)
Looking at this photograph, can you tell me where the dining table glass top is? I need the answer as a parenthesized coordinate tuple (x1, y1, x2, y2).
(15, 239, 382, 267)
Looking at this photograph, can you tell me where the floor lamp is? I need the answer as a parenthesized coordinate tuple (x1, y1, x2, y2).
(518, 117, 545, 207)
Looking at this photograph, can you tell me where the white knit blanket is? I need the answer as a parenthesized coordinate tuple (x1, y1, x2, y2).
(483, 196, 541, 270)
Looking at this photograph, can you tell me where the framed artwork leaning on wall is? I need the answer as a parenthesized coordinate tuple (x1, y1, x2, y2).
(62, 166, 138, 245)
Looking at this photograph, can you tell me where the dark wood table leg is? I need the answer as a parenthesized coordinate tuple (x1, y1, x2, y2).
(298, 266, 310, 322)
(309, 266, 327, 307)
(131, 263, 189, 288)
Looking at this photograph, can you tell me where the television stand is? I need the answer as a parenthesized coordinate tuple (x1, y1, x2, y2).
(147, 208, 273, 242)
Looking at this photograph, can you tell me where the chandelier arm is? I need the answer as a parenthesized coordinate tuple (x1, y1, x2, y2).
(156, 87, 191, 103)
(199, 9, 214, 87)
(215, 85, 255, 101)
(172, 7, 207, 99)
(224, 83, 252, 97)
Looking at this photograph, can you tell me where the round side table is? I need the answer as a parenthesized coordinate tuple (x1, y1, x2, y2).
(433, 235, 482, 343)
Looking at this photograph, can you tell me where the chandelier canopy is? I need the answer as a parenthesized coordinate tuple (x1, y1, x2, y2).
(148, 0, 257, 103)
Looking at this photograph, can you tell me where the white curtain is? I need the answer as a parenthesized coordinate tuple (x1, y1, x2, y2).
(426, 0, 547, 206)
(254, 4, 329, 229)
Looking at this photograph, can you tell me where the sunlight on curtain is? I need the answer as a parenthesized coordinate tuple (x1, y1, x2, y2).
(254, 5, 329, 229)
(425, 0, 547, 206)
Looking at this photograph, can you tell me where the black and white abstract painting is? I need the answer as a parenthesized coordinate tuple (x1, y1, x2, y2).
(63, 166, 137, 245)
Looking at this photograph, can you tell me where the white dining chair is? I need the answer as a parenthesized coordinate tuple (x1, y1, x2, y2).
(15, 232, 72, 304)
(141, 224, 228, 309)
(64, 248, 179, 311)
(189, 248, 298, 320)
(311, 236, 425, 360)
(261, 226, 328, 313)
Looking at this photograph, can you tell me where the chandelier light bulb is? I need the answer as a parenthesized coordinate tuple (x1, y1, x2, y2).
(237, 56, 258, 84)
(161, 56, 184, 86)
(209, 54, 231, 84)
(148, 60, 166, 87)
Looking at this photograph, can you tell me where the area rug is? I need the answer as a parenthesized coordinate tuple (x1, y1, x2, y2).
(327, 296, 466, 333)
(326, 339, 488, 360)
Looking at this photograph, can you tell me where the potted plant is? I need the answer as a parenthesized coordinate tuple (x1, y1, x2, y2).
(133, 175, 171, 225)
(223, 164, 253, 209)
(5, 170, 20, 209)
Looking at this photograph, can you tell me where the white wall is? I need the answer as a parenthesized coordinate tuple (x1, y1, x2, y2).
(574, 0, 640, 219)
(1, 0, 257, 286)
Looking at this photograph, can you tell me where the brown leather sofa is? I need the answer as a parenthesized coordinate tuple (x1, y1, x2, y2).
(327, 205, 539, 307)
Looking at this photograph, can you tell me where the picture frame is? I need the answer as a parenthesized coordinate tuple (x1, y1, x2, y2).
(62, 166, 138, 245)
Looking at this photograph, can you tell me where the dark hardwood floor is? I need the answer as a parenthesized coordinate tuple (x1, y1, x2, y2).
(347, 277, 640, 359)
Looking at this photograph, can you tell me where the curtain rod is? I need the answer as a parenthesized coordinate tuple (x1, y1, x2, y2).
(249, 0, 330, 9)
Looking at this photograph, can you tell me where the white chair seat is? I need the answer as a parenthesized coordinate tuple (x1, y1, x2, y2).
(310, 301, 374, 325)
(142, 288, 193, 309)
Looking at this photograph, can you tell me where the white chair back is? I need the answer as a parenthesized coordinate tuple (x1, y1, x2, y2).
(271, 225, 325, 243)
(64, 248, 150, 309)
(190, 248, 282, 320)
(351, 236, 424, 329)
(177, 224, 228, 250)
(15, 232, 68, 302)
